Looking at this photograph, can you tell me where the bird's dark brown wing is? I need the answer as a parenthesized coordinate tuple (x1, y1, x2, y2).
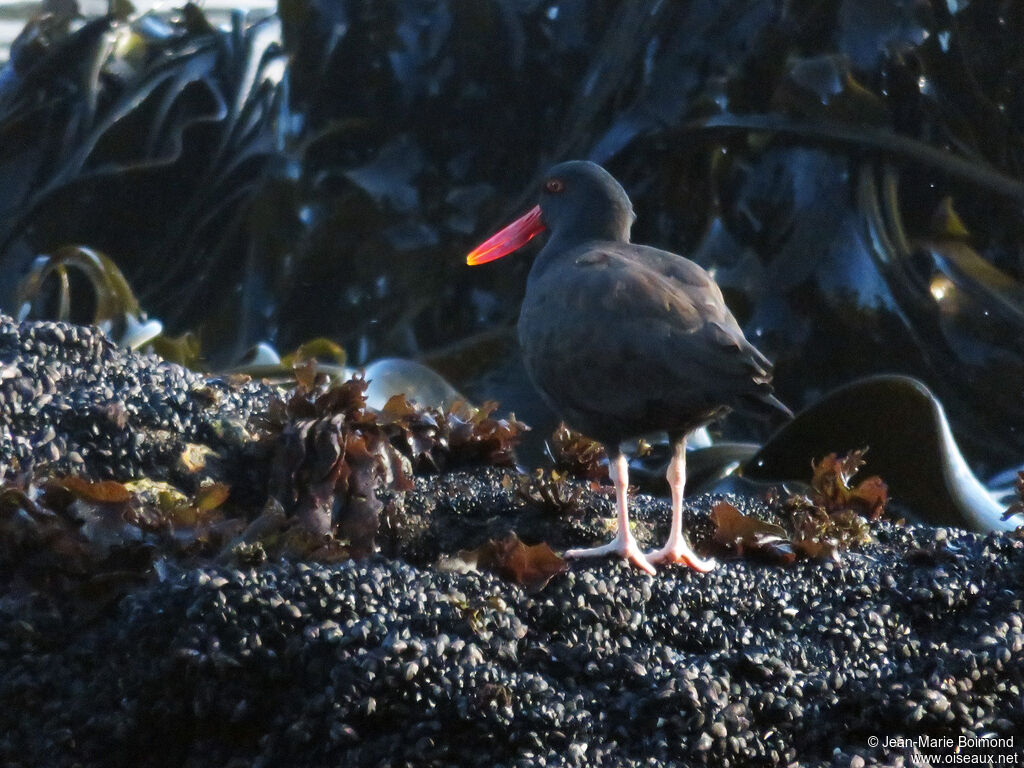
(518, 244, 785, 441)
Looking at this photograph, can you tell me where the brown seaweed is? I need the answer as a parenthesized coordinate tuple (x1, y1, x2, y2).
(443, 532, 567, 592)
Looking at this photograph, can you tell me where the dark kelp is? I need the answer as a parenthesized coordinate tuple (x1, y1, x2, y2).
(0, 358, 531, 596)
(712, 449, 881, 564)
(16, 245, 163, 350)
(2, 0, 1024, 481)
(0, 3, 291, 363)
(441, 532, 567, 592)
(545, 423, 608, 482)
(1002, 472, 1024, 538)
(745, 375, 1015, 532)
(265, 367, 526, 557)
(506, 468, 592, 519)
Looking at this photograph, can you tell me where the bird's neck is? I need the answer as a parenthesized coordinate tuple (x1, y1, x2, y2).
(553, 204, 633, 248)
(528, 227, 629, 284)
(528, 199, 634, 282)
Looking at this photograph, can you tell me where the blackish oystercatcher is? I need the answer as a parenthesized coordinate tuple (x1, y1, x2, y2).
(467, 161, 790, 573)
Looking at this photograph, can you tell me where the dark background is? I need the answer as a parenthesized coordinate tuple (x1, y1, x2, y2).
(0, 0, 1022, 477)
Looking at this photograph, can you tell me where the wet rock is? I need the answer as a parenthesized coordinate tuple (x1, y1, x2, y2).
(0, 315, 275, 488)
(0, 317, 1022, 767)
(0, 467, 1022, 767)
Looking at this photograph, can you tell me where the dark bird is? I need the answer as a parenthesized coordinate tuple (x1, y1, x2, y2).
(467, 161, 789, 573)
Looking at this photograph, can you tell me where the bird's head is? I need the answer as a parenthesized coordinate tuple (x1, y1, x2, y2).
(466, 160, 635, 266)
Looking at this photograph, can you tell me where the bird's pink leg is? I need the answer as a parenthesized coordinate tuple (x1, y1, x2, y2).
(565, 452, 656, 575)
(646, 438, 717, 571)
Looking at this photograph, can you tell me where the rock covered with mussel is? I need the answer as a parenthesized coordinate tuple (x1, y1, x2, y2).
(1, 489, 1022, 767)
(0, 314, 275, 484)
(0, 315, 1022, 767)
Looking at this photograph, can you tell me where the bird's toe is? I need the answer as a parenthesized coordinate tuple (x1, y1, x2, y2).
(565, 535, 657, 575)
(647, 537, 717, 572)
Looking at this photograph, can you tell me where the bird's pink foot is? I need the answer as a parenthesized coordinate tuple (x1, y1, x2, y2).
(646, 533, 716, 572)
(565, 531, 656, 575)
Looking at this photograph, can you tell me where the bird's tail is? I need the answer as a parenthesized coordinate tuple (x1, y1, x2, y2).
(736, 383, 793, 421)
(735, 346, 793, 421)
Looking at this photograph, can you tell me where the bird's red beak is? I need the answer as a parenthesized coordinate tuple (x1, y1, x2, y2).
(466, 205, 546, 265)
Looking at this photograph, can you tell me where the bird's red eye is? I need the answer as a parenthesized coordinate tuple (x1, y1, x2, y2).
(544, 178, 565, 194)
